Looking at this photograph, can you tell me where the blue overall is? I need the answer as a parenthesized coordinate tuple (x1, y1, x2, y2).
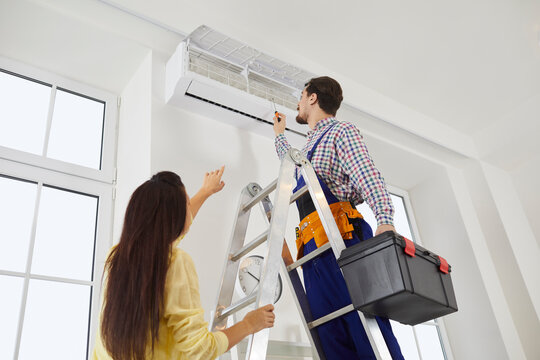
(293, 125, 404, 360)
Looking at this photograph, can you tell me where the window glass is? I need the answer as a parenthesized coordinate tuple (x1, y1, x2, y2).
(390, 320, 420, 359)
(0, 176, 37, 272)
(356, 201, 377, 229)
(31, 185, 98, 281)
(357, 191, 447, 359)
(356, 194, 412, 239)
(18, 279, 91, 360)
(0, 70, 51, 155)
(47, 89, 105, 169)
(0, 275, 24, 360)
(391, 194, 413, 239)
(416, 324, 446, 360)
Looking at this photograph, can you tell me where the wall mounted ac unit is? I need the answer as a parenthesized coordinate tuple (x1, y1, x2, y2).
(165, 25, 315, 147)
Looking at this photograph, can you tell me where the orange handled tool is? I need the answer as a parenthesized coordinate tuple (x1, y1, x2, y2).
(272, 99, 281, 122)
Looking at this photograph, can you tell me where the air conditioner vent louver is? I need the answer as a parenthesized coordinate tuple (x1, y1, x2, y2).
(166, 25, 314, 146)
(188, 48, 299, 110)
(184, 92, 305, 137)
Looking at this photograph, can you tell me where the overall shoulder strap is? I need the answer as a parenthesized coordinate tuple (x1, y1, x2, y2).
(307, 122, 337, 161)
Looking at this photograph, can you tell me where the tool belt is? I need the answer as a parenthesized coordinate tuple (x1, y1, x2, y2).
(295, 201, 363, 259)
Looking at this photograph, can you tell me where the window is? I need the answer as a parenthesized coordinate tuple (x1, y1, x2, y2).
(0, 58, 117, 360)
(0, 71, 50, 155)
(46, 89, 105, 169)
(357, 188, 449, 360)
(0, 63, 116, 182)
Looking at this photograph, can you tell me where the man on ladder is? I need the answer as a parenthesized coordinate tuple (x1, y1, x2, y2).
(273, 76, 404, 360)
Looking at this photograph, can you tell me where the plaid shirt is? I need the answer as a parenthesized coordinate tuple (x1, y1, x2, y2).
(275, 117, 394, 226)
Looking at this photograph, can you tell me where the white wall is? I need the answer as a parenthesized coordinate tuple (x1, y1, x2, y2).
(511, 156, 540, 247)
(147, 50, 540, 354)
(410, 168, 510, 359)
(150, 67, 312, 343)
(113, 52, 153, 244)
(3, 1, 539, 357)
(0, 0, 151, 95)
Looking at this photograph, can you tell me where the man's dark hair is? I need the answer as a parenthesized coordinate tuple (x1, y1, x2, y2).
(304, 76, 343, 116)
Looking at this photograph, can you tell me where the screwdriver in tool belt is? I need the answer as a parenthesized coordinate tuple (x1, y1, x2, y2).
(272, 98, 281, 122)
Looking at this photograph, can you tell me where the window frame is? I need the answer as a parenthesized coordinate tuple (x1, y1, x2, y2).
(0, 56, 118, 184)
(386, 184, 455, 360)
(0, 56, 117, 360)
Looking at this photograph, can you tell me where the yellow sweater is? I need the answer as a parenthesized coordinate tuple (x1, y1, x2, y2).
(92, 243, 228, 360)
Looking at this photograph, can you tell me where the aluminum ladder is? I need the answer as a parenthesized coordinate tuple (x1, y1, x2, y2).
(210, 148, 392, 360)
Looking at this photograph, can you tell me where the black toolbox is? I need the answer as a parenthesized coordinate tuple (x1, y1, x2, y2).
(337, 231, 457, 325)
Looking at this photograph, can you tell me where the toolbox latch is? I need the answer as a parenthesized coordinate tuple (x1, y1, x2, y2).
(438, 256, 449, 274)
(403, 237, 416, 257)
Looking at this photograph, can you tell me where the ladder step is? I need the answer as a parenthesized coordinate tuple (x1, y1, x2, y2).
(242, 179, 278, 212)
(287, 243, 332, 272)
(308, 304, 355, 329)
(230, 230, 270, 262)
(289, 184, 308, 203)
(216, 293, 257, 323)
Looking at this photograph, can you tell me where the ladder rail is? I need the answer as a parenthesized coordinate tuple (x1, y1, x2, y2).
(211, 187, 256, 331)
(361, 313, 393, 360)
(245, 151, 296, 360)
(298, 153, 392, 360)
(213, 148, 393, 360)
(299, 164, 346, 258)
(258, 184, 324, 360)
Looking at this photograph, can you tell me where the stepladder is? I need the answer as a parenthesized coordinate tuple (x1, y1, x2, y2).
(210, 148, 393, 360)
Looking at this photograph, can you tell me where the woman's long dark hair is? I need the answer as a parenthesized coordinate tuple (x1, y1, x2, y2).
(101, 171, 187, 360)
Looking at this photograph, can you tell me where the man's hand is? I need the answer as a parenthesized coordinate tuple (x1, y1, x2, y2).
(375, 224, 396, 236)
(200, 165, 225, 198)
(273, 112, 286, 136)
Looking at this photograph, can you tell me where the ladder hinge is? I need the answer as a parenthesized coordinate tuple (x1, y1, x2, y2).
(117, 97, 121, 108)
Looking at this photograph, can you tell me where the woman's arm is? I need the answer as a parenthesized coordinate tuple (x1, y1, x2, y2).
(165, 249, 275, 358)
(190, 166, 225, 220)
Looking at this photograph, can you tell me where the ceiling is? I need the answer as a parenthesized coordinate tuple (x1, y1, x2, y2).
(103, 0, 540, 137)
(1, 0, 538, 168)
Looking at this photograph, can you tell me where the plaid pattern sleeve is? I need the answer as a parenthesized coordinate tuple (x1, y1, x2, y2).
(274, 133, 291, 160)
(333, 122, 394, 226)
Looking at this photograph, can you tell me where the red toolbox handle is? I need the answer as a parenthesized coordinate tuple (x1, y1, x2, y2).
(438, 256, 449, 274)
(403, 237, 416, 257)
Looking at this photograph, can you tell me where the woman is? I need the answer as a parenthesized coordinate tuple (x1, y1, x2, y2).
(93, 167, 275, 360)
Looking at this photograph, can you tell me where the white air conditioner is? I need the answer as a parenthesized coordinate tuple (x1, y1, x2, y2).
(165, 26, 315, 148)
